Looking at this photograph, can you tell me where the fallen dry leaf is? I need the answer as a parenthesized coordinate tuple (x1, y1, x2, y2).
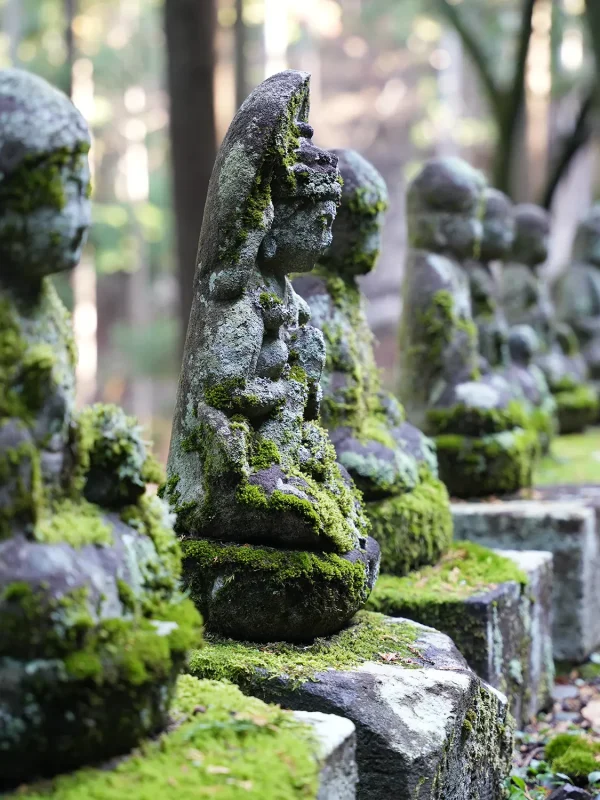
(206, 765, 231, 775)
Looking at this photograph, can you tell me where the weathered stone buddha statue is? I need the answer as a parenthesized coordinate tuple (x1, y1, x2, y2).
(397, 157, 536, 498)
(503, 204, 597, 433)
(165, 71, 379, 643)
(293, 149, 452, 576)
(0, 69, 200, 788)
(464, 189, 556, 452)
(555, 205, 600, 402)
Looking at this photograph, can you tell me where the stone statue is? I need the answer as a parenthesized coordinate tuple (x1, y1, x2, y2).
(165, 71, 379, 643)
(397, 157, 537, 498)
(0, 69, 200, 788)
(293, 149, 452, 576)
(463, 189, 556, 452)
(465, 188, 513, 372)
(555, 205, 600, 403)
(502, 204, 597, 434)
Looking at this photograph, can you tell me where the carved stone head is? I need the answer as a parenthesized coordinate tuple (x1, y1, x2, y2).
(0, 69, 91, 284)
(511, 204, 550, 268)
(318, 148, 388, 277)
(508, 324, 540, 366)
(572, 205, 600, 267)
(406, 157, 486, 260)
(480, 188, 514, 263)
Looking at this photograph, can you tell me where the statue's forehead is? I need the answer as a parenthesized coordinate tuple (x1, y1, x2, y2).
(0, 69, 90, 177)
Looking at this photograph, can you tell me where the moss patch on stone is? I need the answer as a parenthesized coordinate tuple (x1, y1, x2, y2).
(554, 384, 599, 435)
(367, 541, 527, 610)
(426, 399, 529, 437)
(367, 471, 452, 576)
(187, 611, 422, 687)
(34, 498, 112, 548)
(435, 427, 538, 498)
(11, 675, 321, 800)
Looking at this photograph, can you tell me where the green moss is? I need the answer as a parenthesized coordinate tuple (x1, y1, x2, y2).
(0, 143, 90, 214)
(188, 610, 421, 687)
(416, 289, 454, 364)
(435, 427, 538, 498)
(249, 437, 281, 470)
(14, 675, 321, 800)
(259, 291, 283, 310)
(554, 384, 598, 434)
(288, 365, 308, 384)
(366, 471, 452, 575)
(546, 734, 600, 782)
(35, 498, 112, 547)
(535, 427, 600, 485)
(120, 495, 183, 588)
(426, 399, 529, 437)
(202, 376, 247, 413)
(0, 434, 43, 539)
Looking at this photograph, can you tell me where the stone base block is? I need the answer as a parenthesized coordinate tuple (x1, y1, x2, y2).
(366, 546, 553, 726)
(294, 711, 357, 800)
(452, 499, 599, 661)
(188, 612, 513, 800)
(7, 676, 352, 799)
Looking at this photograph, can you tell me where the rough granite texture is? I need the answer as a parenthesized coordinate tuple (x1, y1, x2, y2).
(366, 544, 553, 726)
(164, 70, 379, 641)
(293, 149, 452, 576)
(502, 204, 598, 434)
(187, 613, 513, 800)
(397, 157, 537, 498)
(8, 675, 350, 800)
(555, 205, 600, 410)
(0, 68, 201, 788)
(452, 499, 600, 661)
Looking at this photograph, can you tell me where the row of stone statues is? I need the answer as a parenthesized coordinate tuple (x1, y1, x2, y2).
(0, 64, 596, 791)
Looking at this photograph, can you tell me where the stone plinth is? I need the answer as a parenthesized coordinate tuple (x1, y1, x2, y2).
(187, 612, 513, 800)
(8, 676, 354, 799)
(452, 499, 599, 661)
(366, 545, 553, 726)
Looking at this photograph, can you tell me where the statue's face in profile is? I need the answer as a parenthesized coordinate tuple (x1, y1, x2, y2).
(481, 211, 514, 262)
(260, 196, 337, 275)
(0, 152, 91, 281)
(410, 210, 482, 261)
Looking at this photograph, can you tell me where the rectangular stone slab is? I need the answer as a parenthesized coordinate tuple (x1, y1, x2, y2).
(188, 614, 512, 800)
(452, 499, 598, 661)
(294, 711, 357, 799)
(365, 550, 553, 726)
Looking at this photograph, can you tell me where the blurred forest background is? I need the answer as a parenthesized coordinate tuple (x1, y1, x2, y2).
(3, 0, 600, 460)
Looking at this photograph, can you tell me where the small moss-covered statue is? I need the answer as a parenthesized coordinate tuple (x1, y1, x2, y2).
(397, 157, 537, 498)
(502, 204, 598, 434)
(165, 71, 379, 643)
(0, 69, 201, 788)
(464, 189, 556, 452)
(293, 149, 452, 576)
(555, 205, 600, 406)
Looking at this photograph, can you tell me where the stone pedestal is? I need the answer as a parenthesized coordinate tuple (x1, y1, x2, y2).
(188, 613, 513, 800)
(294, 711, 357, 800)
(452, 499, 599, 661)
(366, 548, 553, 726)
(8, 676, 354, 799)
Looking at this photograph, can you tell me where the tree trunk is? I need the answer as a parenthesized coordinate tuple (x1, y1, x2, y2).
(64, 0, 75, 96)
(165, 0, 217, 354)
(234, 0, 247, 109)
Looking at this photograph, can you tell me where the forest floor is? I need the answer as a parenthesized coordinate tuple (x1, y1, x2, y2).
(507, 659, 600, 798)
(535, 428, 600, 486)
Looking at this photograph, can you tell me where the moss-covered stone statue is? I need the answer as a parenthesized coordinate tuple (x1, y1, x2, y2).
(164, 71, 379, 643)
(293, 149, 452, 576)
(502, 204, 597, 434)
(397, 157, 537, 498)
(0, 69, 201, 788)
(464, 189, 556, 452)
(555, 205, 600, 406)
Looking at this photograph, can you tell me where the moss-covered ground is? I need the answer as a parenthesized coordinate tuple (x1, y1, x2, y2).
(534, 427, 600, 485)
(10, 675, 321, 800)
(187, 611, 422, 688)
